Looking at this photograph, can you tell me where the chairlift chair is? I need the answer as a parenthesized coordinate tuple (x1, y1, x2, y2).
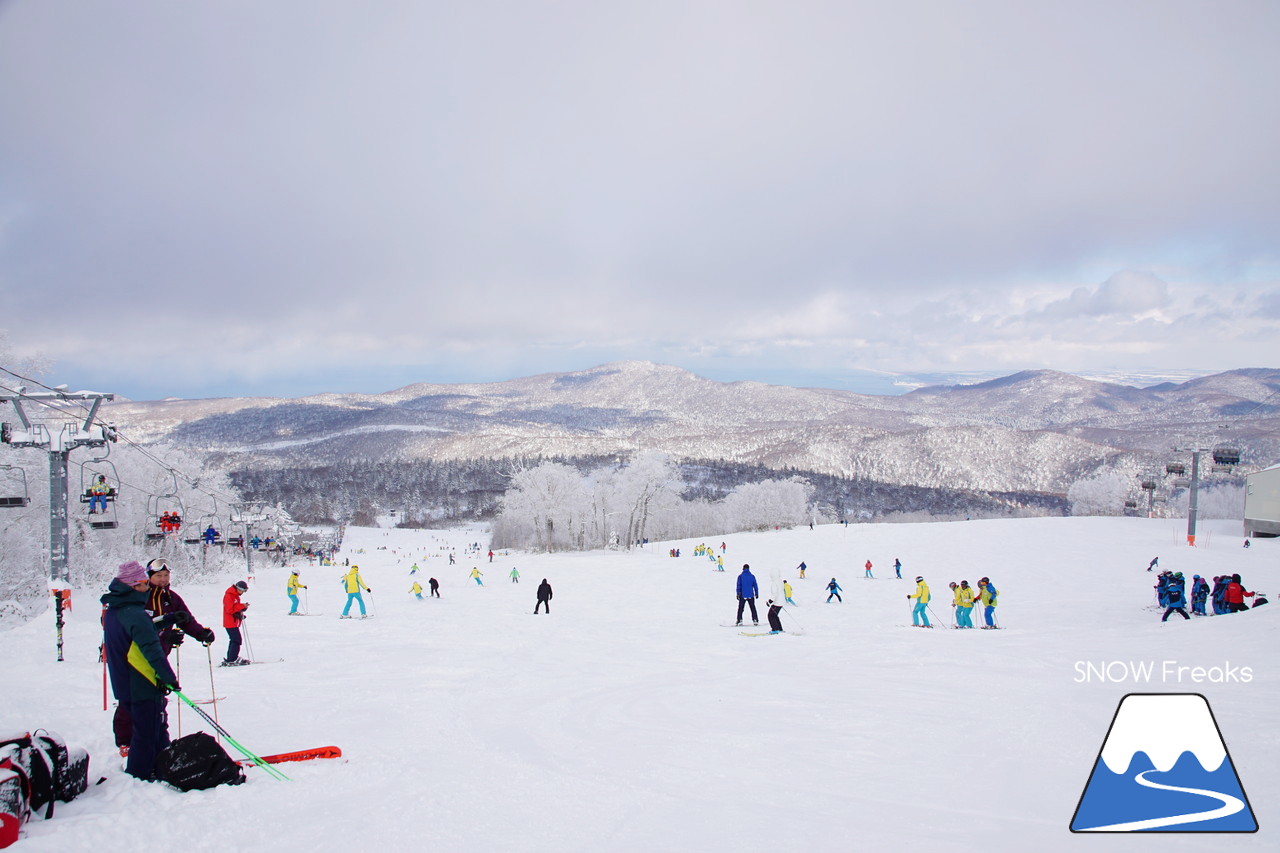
(1212, 446, 1240, 466)
(0, 464, 30, 508)
(78, 454, 120, 530)
(1172, 477, 1191, 488)
(145, 490, 186, 542)
(1124, 499, 1138, 508)
(1165, 461, 1186, 475)
(1139, 478, 1157, 491)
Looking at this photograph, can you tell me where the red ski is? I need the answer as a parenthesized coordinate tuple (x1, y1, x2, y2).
(238, 745, 343, 766)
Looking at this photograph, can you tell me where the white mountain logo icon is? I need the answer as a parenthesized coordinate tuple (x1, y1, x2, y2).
(1070, 693, 1258, 832)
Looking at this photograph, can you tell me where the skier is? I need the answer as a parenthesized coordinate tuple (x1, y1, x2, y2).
(221, 580, 250, 664)
(783, 579, 796, 606)
(977, 577, 998, 628)
(908, 576, 931, 627)
(825, 577, 842, 603)
(429, 577, 440, 598)
(736, 564, 760, 626)
(287, 570, 307, 615)
(145, 559, 216, 652)
(510, 567, 520, 583)
(766, 600, 784, 633)
(797, 561, 806, 579)
(410, 581, 424, 600)
(341, 565, 371, 618)
(1224, 574, 1255, 613)
(101, 560, 180, 780)
(864, 560, 874, 579)
(1190, 575, 1209, 615)
(955, 579, 975, 628)
(1161, 575, 1189, 621)
(535, 578, 553, 614)
(469, 567, 484, 586)
(449, 553, 455, 565)
(410, 563, 420, 575)
(716, 555, 724, 572)
(1147, 556, 1159, 572)
(893, 558, 902, 579)
(488, 549, 495, 563)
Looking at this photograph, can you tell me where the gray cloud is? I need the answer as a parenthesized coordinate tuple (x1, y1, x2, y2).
(1, 1, 1278, 399)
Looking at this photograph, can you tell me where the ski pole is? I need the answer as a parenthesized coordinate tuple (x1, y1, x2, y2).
(367, 589, 377, 616)
(304, 588, 310, 615)
(175, 645, 182, 738)
(171, 689, 289, 781)
(205, 643, 221, 737)
(242, 622, 255, 663)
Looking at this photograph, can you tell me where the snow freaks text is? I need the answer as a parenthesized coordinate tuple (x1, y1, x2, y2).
(1073, 661, 1253, 684)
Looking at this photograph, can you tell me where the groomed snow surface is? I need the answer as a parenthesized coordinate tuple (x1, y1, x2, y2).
(3, 517, 1275, 852)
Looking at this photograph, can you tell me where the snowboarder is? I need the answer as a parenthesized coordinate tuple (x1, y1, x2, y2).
(766, 600, 784, 633)
(535, 578, 553, 614)
(955, 580, 975, 628)
(510, 567, 520, 583)
(893, 558, 902, 579)
(736, 564, 760, 625)
(977, 577, 998, 628)
(908, 576, 931, 627)
(429, 577, 440, 598)
(410, 581, 424, 600)
(222, 580, 250, 663)
(470, 567, 484, 586)
(341, 565, 371, 618)
(864, 560, 874, 579)
(287, 570, 307, 615)
(1147, 556, 1159, 572)
(101, 560, 180, 780)
(783, 579, 796, 605)
(825, 577, 842, 603)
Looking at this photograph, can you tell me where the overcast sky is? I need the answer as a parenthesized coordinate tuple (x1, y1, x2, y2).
(2, 1, 1278, 401)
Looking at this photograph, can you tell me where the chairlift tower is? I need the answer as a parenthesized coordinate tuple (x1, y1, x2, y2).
(1169, 445, 1241, 546)
(1, 389, 116, 583)
(231, 500, 269, 578)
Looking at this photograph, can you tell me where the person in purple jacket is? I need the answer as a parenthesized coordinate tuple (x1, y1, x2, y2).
(735, 564, 759, 626)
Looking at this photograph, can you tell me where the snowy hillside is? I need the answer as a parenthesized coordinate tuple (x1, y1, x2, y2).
(2, 516, 1275, 851)
(99, 362, 1280, 496)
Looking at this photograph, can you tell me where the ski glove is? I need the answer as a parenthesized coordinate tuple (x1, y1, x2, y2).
(365, 588, 372, 592)
(199, 628, 217, 645)
(162, 681, 180, 694)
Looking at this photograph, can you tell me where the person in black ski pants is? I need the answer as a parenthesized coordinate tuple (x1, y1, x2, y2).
(736, 564, 759, 625)
(429, 577, 440, 598)
(1162, 575, 1190, 621)
(766, 600, 784, 633)
(826, 578, 842, 603)
(535, 578, 553, 614)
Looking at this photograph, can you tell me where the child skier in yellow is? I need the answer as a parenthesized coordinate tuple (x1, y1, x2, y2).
(469, 567, 484, 586)
(410, 581, 423, 600)
(287, 570, 307, 615)
(908, 576, 931, 627)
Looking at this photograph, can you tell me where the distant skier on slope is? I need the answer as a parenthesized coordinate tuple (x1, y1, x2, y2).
(796, 561, 806, 579)
(825, 578, 842, 603)
(410, 581, 424, 600)
(976, 577, 998, 628)
(341, 565, 371, 618)
(908, 576, 931, 627)
(510, 567, 520, 583)
(893, 558, 902, 579)
(864, 560, 874, 579)
(429, 577, 440, 598)
(535, 578, 553, 614)
(470, 567, 484, 586)
(783, 579, 796, 606)
(954, 580, 975, 628)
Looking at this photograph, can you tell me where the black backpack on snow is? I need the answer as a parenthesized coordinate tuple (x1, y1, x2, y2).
(0, 730, 89, 821)
(154, 733, 245, 791)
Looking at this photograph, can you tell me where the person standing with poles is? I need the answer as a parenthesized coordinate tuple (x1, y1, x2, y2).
(976, 577, 999, 628)
(893, 558, 902, 579)
(535, 578, 553, 614)
(864, 560, 874, 579)
(341, 565, 371, 618)
(954, 580, 975, 628)
(221, 581, 250, 665)
(735, 564, 760, 626)
(287, 570, 307, 615)
(908, 576, 931, 628)
(102, 561, 180, 780)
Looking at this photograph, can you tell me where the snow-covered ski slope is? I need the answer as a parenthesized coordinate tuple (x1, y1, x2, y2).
(3, 517, 1275, 852)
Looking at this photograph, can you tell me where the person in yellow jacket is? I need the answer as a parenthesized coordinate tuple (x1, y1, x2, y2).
(287, 570, 307, 615)
(409, 581, 424, 600)
(953, 579, 976, 628)
(783, 579, 796, 605)
(907, 576, 932, 627)
(976, 577, 999, 628)
(341, 565, 371, 618)
(469, 567, 484, 586)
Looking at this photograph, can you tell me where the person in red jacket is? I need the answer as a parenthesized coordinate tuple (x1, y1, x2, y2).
(1224, 573, 1256, 613)
(221, 581, 250, 666)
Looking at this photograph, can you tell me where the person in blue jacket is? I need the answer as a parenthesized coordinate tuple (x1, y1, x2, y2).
(826, 577, 842, 603)
(735, 564, 759, 626)
(1162, 573, 1190, 621)
(101, 560, 180, 781)
(1190, 575, 1209, 616)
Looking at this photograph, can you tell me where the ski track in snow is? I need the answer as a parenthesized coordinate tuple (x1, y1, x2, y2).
(1, 516, 1275, 852)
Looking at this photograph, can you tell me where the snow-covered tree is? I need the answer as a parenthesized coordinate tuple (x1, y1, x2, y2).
(1067, 471, 1132, 516)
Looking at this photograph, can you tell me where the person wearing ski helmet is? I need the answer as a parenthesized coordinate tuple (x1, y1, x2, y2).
(221, 580, 250, 665)
(1190, 574, 1210, 616)
(955, 580, 975, 628)
(287, 570, 307, 615)
(976, 577, 999, 628)
(1161, 574, 1190, 622)
(342, 565, 371, 617)
(736, 564, 760, 625)
(908, 576, 931, 627)
(825, 577, 842, 603)
(1224, 574, 1255, 613)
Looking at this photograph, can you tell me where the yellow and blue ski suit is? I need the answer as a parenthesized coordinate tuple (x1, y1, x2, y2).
(909, 579, 931, 626)
(342, 567, 369, 616)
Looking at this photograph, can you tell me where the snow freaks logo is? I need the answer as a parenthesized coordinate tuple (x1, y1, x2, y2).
(1070, 693, 1258, 833)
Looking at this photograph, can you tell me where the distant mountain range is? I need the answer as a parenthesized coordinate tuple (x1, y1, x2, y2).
(103, 362, 1280, 497)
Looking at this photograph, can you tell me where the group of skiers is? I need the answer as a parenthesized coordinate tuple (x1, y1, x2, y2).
(1154, 570, 1261, 621)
